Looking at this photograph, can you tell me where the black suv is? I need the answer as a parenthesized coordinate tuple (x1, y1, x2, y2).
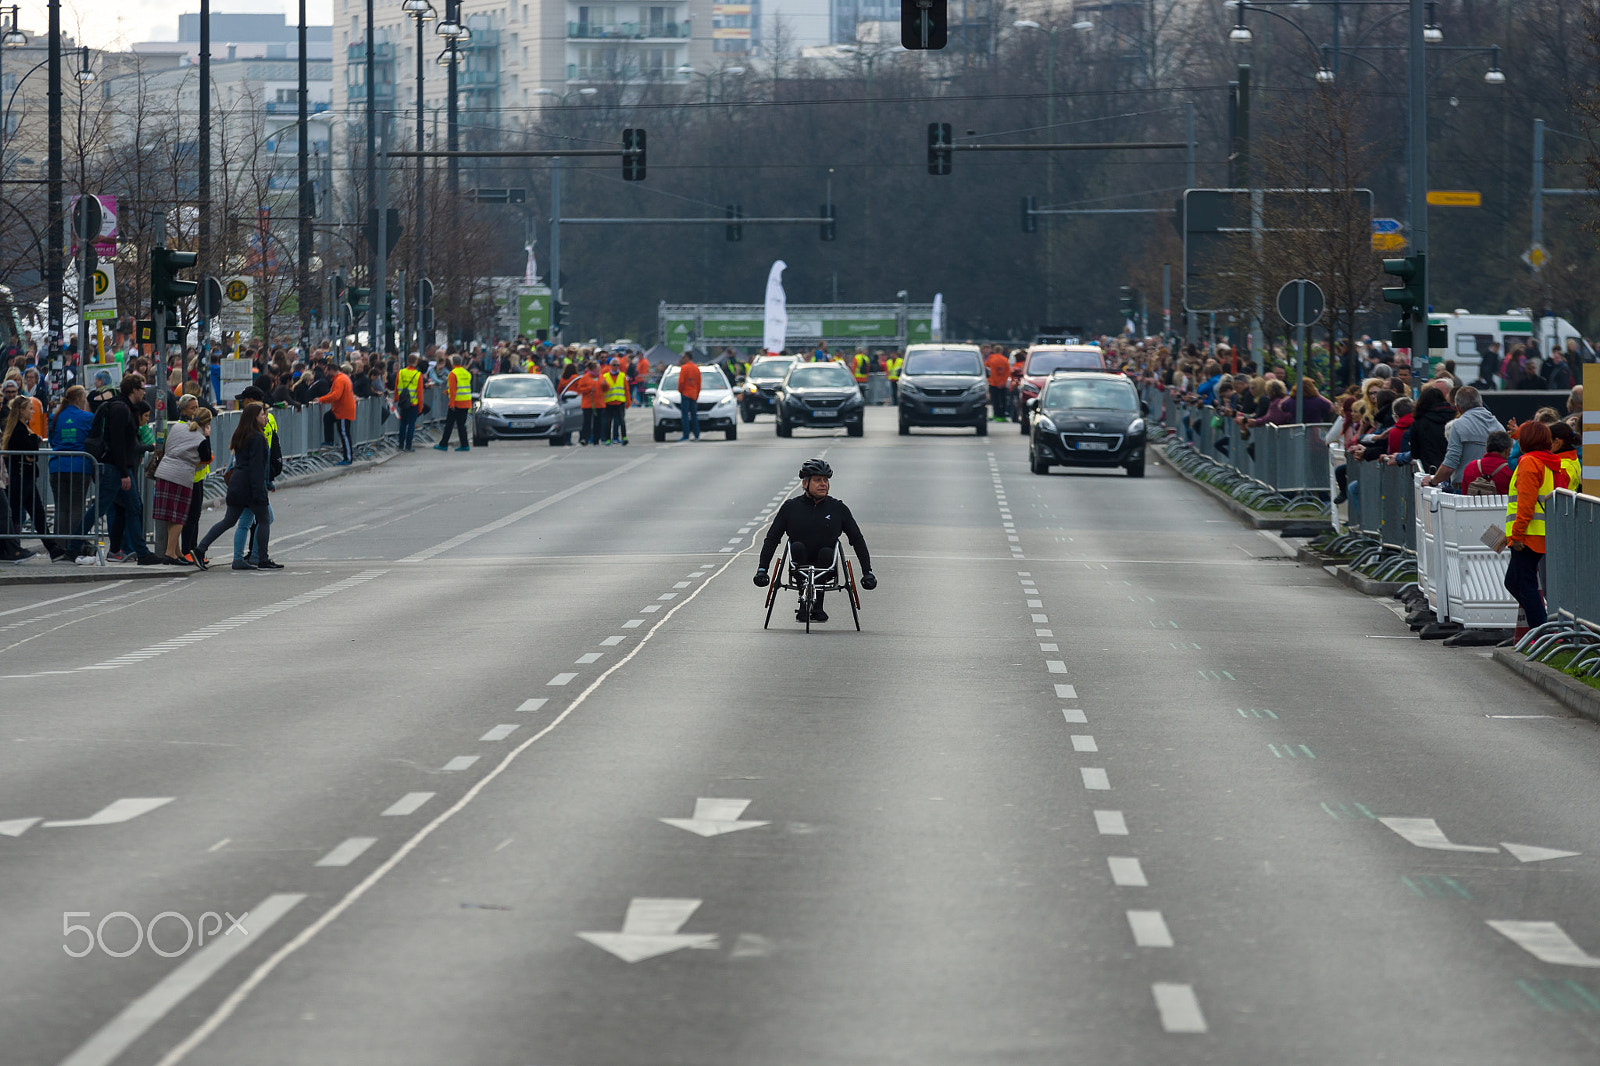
(896, 344, 989, 435)
(775, 361, 865, 437)
(740, 356, 796, 421)
(1027, 372, 1147, 477)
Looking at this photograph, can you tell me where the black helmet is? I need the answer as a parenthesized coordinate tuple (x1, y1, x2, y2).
(798, 458, 833, 480)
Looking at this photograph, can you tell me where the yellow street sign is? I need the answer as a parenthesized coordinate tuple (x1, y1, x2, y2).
(1371, 233, 1408, 251)
(1426, 190, 1482, 207)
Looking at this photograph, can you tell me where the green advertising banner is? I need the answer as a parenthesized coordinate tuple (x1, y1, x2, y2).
(824, 317, 897, 338)
(700, 317, 765, 339)
(517, 290, 551, 335)
(664, 317, 695, 346)
(907, 316, 933, 343)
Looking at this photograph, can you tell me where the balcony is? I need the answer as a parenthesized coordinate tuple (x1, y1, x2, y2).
(456, 68, 498, 87)
(568, 21, 687, 39)
(265, 101, 331, 114)
(568, 62, 686, 82)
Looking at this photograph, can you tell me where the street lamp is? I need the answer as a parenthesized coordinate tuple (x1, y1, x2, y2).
(1072, 17, 1094, 31)
(3, 6, 25, 47)
(1316, 45, 1335, 82)
(1229, 13, 1253, 43)
(1483, 46, 1505, 83)
(1423, 1, 1443, 44)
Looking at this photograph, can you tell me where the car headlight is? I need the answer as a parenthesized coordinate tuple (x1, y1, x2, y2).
(898, 380, 919, 395)
(1036, 416, 1057, 434)
(657, 396, 678, 410)
(842, 394, 863, 407)
(1127, 418, 1145, 436)
(966, 381, 988, 395)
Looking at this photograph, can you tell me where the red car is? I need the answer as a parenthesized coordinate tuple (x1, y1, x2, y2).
(1014, 345, 1107, 432)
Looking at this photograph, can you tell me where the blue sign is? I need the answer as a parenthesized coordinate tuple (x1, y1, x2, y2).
(1371, 218, 1402, 234)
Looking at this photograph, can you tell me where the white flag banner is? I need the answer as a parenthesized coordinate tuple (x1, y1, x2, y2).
(931, 292, 944, 342)
(524, 244, 538, 286)
(763, 260, 788, 355)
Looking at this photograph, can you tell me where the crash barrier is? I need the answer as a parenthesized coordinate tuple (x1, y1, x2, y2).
(864, 373, 892, 405)
(1519, 490, 1600, 669)
(1413, 475, 1521, 629)
(0, 449, 107, 561)
(1150, 396, 1331, 512)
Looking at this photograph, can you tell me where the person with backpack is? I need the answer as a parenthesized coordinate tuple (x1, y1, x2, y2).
(1459, 430, 1513, 495)
(48, 385, 97, 562)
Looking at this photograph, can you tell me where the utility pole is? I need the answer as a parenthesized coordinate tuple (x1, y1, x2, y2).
(549, 155, 561, 342)
(297, 0, 312, 355)
(198, 0, 211, 375)
(365, 0, 377, 348)
(1406, 0, 1427, 365)
(446, 3, 460, 196)
(374, 149, 389, 353)
(46, 0, 60, 362)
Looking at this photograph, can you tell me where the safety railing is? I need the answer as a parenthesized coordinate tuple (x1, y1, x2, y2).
(1152, 397, 1332, 513)
(0, 449, 108, 563)
(1519, 490, 1600, 669)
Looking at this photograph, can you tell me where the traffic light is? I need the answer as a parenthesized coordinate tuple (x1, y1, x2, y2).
(1382, 252, 1426, 346)
(150, 245, 199, 313)
(551, 300, 565, 332)
(1118, 285, 1135, 319)
(345, 286, 370, 320)
(1021, 196, 1037, 234)
(622, 128, 646, 181)
(901, 0, 947, 49)
(927, 122, 952, 175)
(819, 204, 836, 242)
(725, 204, 743, 242)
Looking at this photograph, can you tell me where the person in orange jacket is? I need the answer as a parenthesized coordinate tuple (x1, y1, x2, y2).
(1502, 420, 1570, 636)
(315, 361, 358, 464)
(631, 352, 651, 406)
(984, 346, 1011, 421)
(574, 361, 604, 445)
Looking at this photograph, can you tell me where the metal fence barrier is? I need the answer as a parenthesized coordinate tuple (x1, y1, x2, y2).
(1, 449, 107, 562)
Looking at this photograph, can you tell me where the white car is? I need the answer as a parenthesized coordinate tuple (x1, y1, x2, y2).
(653, 363, 739, 441)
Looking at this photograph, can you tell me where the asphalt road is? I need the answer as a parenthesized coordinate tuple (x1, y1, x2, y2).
(4, 406, 1600, 1066)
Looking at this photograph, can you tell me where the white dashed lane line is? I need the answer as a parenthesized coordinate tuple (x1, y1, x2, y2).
(381, 793, 435, 817)
(600, 636, 625, 646)
(516, 698, 549, 712)
(315, 838, 377, 868)
(1095, 810, 1128, 835)
(480, 724, 519, 742)
(1152, 984, 1208, 1033)
(1128, 911, 1174, 948)
(1063, 708, 1087, 724)
(440, 756, 479, 772)
(575, 653, 603, 664)
(1081, 768, 1110, 790)
(1109, 857, 1148, 887)
(1071, 735, 1098, 752)
(548, 673, 578, 686)
(622, 619, 645, 629)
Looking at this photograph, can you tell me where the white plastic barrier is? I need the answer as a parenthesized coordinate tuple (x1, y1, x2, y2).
(1436, 491, 1519, 629)
(1414, 474, 1447, 622)
(1328, 442, 1345, 532)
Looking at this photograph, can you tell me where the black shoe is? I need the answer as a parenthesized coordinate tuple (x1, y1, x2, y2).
(232, 559, 259, 571)
(135, 551, 164, 565)
(1333, 491, 1348, 505)
(810, 607, 828, 622)
(256, 559, 285, 570)
(193, 553, 210, 571)
(795, 606, 810, 623)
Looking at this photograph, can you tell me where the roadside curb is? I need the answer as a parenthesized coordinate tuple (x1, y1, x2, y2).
(1492, 647, 1600, 724)
(1328, 563, 1408, 598)
(201, 448, 403, 512)
(1151, 442, 1330, 534)
(0, 566, 189, 588)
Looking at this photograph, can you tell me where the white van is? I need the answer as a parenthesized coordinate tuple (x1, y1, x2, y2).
(1429, 310, 1588, 375)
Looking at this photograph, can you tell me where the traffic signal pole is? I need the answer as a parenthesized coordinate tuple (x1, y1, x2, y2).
(1406, 0, 1428, 363)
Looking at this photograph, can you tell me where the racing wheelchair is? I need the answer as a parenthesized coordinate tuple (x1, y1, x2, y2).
(762, 542, 862, 633)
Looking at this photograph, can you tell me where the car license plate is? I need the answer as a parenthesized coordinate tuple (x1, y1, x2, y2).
(931, 406, 957, 415)
(1076, 441, 1110, 450)
(811, 409, 836, 417)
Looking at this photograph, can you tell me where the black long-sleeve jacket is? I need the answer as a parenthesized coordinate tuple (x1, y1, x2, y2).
(759, 493, 871, 572)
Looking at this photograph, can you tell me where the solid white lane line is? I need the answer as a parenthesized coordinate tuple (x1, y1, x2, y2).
(1081, 768, 1110, 790)
(480, 724, 519, 742)
(1487, 921, 1600, 966)
(1071, 735, 1098, 752)
(1095, 810, 1128, 835)
(1063, 708, 1088, 724)
(146, 515, 760, 1066)
(56, 894, 305, 1066)
(1128, 910, 1174, 947)
(548, 672, 578, 686)
(516, 698, 549, 712)
(1108, 857, 1148, 886)
(270, 524, 328, 544)
(622, 619, 644, 628)
(0, 584, 127, 619)
(440, 756, 479, 772)
(575, 653, 603, 664)
(1046, 660, 1068, 673)
(382, 793, 435, 816)
(1152, 983, 1207, 1033)
(1055, 684, 1077, 699)
(401, 454, 655, 562)
(601, 636, 625, 646)
(315, 838, 377, 868)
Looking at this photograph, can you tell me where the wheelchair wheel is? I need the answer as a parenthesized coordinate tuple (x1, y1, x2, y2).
(843, 559, 862, 631)
(763, 548, 786, 630)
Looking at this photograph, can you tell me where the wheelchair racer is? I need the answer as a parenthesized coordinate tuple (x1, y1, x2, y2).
(754, 457, 877, 623)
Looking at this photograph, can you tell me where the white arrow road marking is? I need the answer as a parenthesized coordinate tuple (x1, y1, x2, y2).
(0, 817, 40, 837)
(56, 893, 305, 1066)
(577, 898, 719, 962)
(1487, 921, 1600, 967)
(660, 798, 771, 838)
(1502, 843, 1583, 863)
(1378, 817, 1500, 853)
(42, 797, 173, 829)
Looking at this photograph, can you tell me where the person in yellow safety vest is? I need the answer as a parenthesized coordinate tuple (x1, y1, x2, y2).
(601, 358, 630, 445)
(852, 351, 869, 384)
(1551, 421, 1582, 494)
(395, 353, 425, 452)
(435, 354, 474, 451)
(885, 351, 904, 404)
(1503, 420, 1570, 638)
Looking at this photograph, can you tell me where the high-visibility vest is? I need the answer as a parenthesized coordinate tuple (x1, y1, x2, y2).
(396, 367, 423, 406)
(449, 367, 472, 407)
(1560, 453, 1581, 492)
(852, 354, 868, 382)
(1506, 463, 1558, 540)
(264, 412, 278, 449)
(886, 356, 903, 381)
(601, 370, 627, 404)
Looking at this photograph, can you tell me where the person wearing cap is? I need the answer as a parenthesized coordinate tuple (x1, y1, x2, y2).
(315, 361, 357, 464)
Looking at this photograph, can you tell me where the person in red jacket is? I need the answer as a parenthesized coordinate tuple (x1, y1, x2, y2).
(315, 361, 357, 465)
(984, 347, 1011, 421)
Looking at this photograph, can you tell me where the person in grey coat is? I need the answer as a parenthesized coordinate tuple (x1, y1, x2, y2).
(1424, 386, 1503, 490)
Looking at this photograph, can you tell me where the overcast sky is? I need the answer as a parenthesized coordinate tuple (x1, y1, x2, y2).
(42, 0, 334, 52)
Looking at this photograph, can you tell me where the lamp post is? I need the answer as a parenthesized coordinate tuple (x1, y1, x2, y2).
(71, 44, 95, 368)
(436, 5, 469, 197)
(531, 86, 598, 344)
(403, 0, 435, 355)
(1013, 19, 1056, 324)
(46, 0, 59, 361)
(298, 0, 312, 356)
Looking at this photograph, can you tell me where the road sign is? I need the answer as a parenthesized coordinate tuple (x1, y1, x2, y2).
(1522, 243, 1550, 270)
(1371, 217, 1402, 234)
(1276, 279, 1325, 327)
(1426, 190, 1482, 207)
(1371, 232, 1408, 252)
(219, 275, 255, 331)
(86, 264, 117, 320)
(71, 195, 103, 242)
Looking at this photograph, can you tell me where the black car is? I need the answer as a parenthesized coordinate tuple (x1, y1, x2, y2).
(775, 362, 865, 437)
(740, 356, 796, 421)
(1027, 372, 1147, 477)
(896, 344, 989, 436)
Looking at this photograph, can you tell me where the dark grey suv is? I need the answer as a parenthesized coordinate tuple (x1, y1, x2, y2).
(896, 345, 989, 435)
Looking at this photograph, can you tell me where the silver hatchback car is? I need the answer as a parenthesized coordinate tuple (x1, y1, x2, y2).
(473, 374, 582, 446)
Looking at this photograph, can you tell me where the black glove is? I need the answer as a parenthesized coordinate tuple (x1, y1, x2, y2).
(753, 569, 770, 587)
(860, 571, 877, 590)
